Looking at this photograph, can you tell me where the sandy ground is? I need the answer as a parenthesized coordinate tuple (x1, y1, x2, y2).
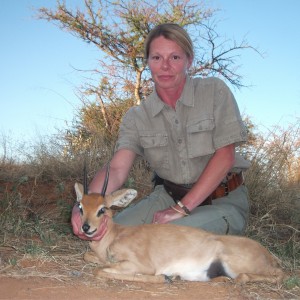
(0, 275, 285, 300)
(0, 255, 295, 300)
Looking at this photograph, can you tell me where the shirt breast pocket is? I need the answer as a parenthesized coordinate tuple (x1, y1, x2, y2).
(140, 132, 169, 170)
(187, 119, 215, 158)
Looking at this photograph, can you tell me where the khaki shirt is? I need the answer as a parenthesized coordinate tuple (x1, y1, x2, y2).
(115, 77, 249, 184)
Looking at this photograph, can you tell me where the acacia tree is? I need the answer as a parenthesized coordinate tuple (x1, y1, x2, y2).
(38, 0, 258, 151)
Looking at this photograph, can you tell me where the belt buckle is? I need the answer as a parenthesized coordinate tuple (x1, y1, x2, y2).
(220, 181, 229, 196)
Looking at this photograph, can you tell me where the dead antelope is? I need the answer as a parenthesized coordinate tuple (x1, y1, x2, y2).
(74, 178, 284, 284)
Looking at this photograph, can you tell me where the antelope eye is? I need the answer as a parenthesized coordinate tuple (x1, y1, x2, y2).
(97, 207, 106, 217)
(78, 204, 83, 214)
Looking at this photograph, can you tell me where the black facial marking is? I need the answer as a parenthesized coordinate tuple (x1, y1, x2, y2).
(207, 260, 230, 279)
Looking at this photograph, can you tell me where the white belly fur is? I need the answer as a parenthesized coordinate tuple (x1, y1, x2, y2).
(157, 258, 214, 281)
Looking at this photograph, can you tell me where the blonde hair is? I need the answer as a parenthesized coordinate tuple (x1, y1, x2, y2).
(144, 23, 194, 60)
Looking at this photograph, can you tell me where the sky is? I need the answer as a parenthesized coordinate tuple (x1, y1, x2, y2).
(1, 0, 300, 153)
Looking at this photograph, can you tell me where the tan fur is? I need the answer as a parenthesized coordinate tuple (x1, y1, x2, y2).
(75, 183, 284, 284)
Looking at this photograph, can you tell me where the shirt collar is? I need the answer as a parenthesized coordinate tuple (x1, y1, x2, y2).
(150, 90, 165, 117)
(150, 76, 194, 117)
(178, 76, 194, 107)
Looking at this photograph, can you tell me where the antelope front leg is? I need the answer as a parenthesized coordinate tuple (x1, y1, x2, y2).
(101, 260, 146, 275)
(84, 251, 103, 264)
(95, 268, 167, 283)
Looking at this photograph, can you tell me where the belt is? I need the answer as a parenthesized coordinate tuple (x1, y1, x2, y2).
(163, 172, 244, 206)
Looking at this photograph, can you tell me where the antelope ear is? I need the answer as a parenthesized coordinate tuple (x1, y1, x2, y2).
(74, 183, 84, 202)
(105, 189, 137, 208)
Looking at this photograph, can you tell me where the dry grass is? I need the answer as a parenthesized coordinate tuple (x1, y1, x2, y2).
(242, 124, 300, 275)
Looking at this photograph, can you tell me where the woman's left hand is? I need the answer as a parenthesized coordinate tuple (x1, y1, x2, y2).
(152, 207, 184, 224)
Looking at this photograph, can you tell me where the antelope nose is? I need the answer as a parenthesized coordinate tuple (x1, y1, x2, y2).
(82, 223, 90, 233)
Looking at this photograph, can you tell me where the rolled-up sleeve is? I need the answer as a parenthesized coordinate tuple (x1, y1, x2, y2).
(114, 108, 143, 156)
(213, 79, 248, 149)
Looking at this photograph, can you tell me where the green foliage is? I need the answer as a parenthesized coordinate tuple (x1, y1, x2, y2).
(124, 177, 136, 189)
(65, 97, 134, 153)
(0, 183, 25, 235)
(284, 275, 300, 290)
(23, 241, 46, 256)
(8, 257, 17, 266)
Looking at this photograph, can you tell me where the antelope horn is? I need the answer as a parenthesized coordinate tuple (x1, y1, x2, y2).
(83, 162, 88, 195)
(101, 163, 110, 196)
